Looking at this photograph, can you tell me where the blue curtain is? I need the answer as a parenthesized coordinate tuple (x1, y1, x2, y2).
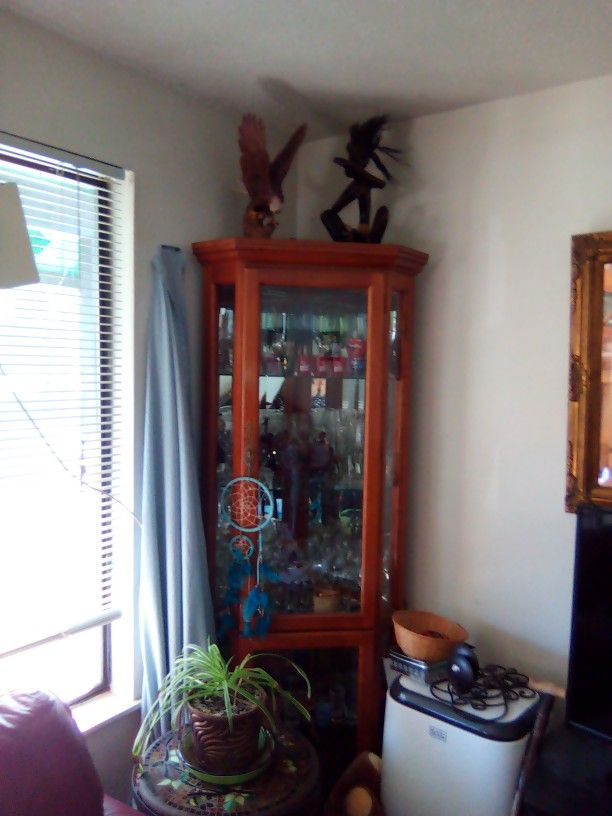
(138, 246, 214, 723)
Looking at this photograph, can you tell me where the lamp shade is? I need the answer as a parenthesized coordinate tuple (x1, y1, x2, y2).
(0, 182, 39, 288)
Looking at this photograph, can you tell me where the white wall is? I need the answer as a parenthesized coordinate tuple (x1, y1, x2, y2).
(85, 707, 141, 803)
(1, 9, 247, 451)
(0, 10, 266, 799)
(298, 74, 612, 686)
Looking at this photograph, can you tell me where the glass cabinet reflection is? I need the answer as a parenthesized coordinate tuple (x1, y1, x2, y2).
(567, 232, 612, 510)
(599, 263, 612, 487)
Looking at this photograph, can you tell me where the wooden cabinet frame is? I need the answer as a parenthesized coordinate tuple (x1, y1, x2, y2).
(194, 238, 428, 750)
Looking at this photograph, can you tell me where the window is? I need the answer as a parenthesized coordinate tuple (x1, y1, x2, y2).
(0, 138, 133, 704)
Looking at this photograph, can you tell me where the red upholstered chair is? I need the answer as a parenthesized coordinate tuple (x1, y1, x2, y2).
(0, 689, 139, 816)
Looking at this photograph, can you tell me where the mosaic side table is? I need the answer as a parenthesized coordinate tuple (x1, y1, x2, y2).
(132, 728, 320, 816)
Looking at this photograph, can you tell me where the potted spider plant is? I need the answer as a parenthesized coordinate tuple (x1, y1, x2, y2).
(133, 642, 311, 775)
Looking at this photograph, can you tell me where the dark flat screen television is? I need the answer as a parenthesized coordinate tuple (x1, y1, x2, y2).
(565, 505, 612, 741)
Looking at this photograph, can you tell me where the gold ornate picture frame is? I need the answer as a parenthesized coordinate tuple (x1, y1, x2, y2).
(566, 231, 612, 511)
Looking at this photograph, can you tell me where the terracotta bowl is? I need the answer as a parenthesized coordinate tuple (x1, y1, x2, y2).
(392, 609, 468, 662)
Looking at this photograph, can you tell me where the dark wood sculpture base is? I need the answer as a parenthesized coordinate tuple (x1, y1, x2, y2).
(320, 207, 388, 243)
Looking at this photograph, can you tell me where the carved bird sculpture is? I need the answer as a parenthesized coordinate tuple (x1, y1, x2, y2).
(238, 114, 307, 238)
(321, 114, 401, 244)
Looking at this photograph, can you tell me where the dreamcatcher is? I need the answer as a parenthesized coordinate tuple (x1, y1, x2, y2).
(217, 476, 279, 638)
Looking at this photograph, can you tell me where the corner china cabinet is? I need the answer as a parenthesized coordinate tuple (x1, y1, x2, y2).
(193, 238, 428, 766)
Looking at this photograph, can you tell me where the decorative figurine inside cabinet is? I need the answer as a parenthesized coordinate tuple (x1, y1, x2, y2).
(193, 238, 428, 759)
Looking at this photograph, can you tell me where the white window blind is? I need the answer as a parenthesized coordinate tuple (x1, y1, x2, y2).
(0, 140, 131, 701)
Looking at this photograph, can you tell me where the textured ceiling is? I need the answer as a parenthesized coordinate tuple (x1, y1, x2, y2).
(3, 0, 612, 139)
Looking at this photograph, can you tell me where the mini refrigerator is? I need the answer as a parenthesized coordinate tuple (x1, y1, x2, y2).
(381, 674, 539, 816)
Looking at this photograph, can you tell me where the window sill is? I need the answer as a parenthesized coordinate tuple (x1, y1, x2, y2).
(71, 691, 140, 736)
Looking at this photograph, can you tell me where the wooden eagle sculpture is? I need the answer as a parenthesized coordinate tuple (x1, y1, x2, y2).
(238, 114, 307, 238)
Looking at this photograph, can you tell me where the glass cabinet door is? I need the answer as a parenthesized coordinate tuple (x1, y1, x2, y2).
(381, 293, 399, 617)
(213, 285, 234, 609)
(257, 286, 368, 615)
(599, 263, 612, 486)
(253, 645, 359, 797)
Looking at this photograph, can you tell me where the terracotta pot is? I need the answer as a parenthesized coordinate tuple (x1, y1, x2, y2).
(187, 698, 264, 774)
